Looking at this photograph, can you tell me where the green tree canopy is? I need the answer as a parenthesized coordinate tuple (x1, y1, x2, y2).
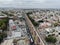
(45, 36, 57, 43)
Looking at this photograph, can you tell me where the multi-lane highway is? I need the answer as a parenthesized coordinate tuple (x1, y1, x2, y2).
(23, 12, 45, 45)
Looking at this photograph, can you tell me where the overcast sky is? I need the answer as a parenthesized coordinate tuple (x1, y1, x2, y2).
(0, 0, 60, 8)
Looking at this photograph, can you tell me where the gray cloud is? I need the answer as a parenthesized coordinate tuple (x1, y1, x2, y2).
(0, 0, 60, 8)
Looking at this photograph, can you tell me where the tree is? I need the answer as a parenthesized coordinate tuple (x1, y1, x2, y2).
(54, 22, 58, 27)
(2, 32, 7, 38)
(26, 12, 32, 15)
(0, 18, 8, 31)
(45, 36, 57, 43)
(27, 15, 39, 27)
(1, 23, 6, 30)
(0, 32, 7, 43)
(38, 20, 44, 23)
(0, 36, 3, 43)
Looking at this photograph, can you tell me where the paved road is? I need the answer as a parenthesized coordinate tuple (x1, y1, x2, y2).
(23, 13, 45, 45)
(1, 39, 13, 45)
